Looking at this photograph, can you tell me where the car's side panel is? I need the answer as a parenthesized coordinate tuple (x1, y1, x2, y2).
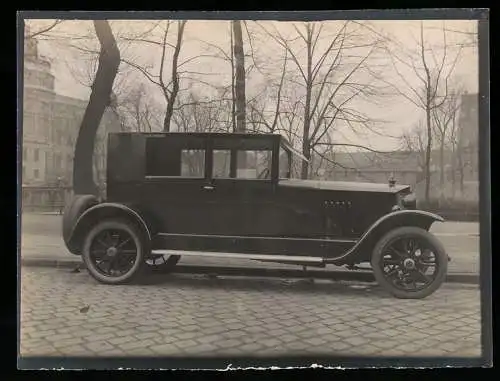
(323, 209, 445, 265)
(274, 186, 397, 240)
(152, 233, 356, 258)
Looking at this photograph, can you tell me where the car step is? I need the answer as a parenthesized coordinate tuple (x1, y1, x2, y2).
(151, 249, 325, 265)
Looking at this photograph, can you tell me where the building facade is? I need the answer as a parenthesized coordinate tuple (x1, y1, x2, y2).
(21, 35, 120, 210)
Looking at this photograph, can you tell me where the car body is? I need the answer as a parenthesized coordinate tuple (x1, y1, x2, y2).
(63, 132, 449, 299)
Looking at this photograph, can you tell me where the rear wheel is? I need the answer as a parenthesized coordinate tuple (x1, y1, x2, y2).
(82, 219, 147, 284)
(371, 226, 448, 299)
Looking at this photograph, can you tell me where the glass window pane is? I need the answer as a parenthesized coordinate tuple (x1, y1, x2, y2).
(279, 146, 290, 179)
(213, 150, 231, 178)
(181, 149, 205, 177)
(236, 150, 272, 179)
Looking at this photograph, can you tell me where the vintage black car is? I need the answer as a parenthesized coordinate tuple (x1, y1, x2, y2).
(62, 132, 449, 299)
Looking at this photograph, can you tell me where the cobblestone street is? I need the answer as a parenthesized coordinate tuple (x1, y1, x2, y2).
(19, 266, 482, 358)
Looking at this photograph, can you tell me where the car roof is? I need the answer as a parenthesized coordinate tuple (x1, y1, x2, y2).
(109, 131, 293, 146)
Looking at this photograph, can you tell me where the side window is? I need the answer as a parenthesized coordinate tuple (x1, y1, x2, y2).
(279, 146, 290, 179)
(213, 150, 231, 178)
(145, 137, 205, 178)
(181, 149, 205, 177)
(236, 150, 272, 180)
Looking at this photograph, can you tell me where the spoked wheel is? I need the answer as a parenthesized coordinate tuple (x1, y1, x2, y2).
(82, 219, 147, 284)
(145, 254, 181, 273)
(371, 226, 448, 299)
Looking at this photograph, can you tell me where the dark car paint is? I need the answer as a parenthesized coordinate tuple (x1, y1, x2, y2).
(67, 132, 444, 265)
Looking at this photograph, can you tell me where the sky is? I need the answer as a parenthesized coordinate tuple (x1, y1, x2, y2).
(26, 18, 478, 151)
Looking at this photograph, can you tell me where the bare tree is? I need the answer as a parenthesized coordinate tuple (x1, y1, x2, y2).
(384, 22, 463, 201)
(401, 121, 428, 175)
(24, 20, 63, 39)
(258, 21, 385, 179)
(73, 20, 120, 195)
(247, 47, 289, 134)
(117, 84, 164, 132)
(119, 20, 187, 132)
(232, 21, 246, 133)
(432, 85, 463, 199)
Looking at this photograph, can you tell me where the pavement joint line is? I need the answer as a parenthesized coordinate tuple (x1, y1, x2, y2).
(19, 258, 479, 285)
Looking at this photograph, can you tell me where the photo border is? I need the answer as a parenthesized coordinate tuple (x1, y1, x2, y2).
(16, 8, 491, 370)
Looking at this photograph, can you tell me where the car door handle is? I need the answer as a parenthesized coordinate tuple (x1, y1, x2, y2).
(203, 185, 215, 191)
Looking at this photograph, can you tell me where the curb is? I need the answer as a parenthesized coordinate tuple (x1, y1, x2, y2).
(20, 258, 480, 285)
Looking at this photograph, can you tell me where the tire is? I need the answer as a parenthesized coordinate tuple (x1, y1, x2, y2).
(145, 254, 181, 273)
(62, 194, 99, 252)
(371, 226, 448, 299)
(82, 219, 147, 285)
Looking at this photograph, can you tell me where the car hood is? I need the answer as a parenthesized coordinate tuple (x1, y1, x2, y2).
(278, 179, 411, 193)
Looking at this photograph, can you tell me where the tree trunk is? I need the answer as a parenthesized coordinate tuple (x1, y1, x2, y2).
(451, 145, 456, 199)
(301, 33, 313, 180)
(232, 21, 246, 133)
(301, 138, 310, 179)
(424, 107, 432, 202)
(457, 144, 465, 196)
(163, 21, 186, 132)
(232, 21, 246, 172)
(439, 140, 445, 200)
(72, 20, 120, 195)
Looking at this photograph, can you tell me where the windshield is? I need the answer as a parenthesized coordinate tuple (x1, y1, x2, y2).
(279, 141, 308, 179)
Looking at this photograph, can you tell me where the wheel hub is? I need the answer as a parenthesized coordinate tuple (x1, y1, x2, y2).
(403, 258, 416, 270)
(106, 247, 118, 257)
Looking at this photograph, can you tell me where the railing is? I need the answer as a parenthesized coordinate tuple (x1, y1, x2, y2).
(21, 186, 73, 213)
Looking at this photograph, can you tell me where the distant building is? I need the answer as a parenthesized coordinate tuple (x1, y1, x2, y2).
(308, 92, 479, 202)
(21, 34, 120, 209)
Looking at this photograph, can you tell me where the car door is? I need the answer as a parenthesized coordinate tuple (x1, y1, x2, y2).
(203, 135, 278, 237)
(139, 134, 216, 235)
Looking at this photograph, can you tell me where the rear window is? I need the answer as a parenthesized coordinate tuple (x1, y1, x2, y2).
(145, 137, 205, 178)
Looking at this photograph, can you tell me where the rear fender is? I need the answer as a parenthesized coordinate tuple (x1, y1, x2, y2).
(67, 203, 152, 255)
(327, 210, 444, 264)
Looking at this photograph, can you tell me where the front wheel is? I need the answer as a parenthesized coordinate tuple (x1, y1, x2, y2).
(371, 226, 448, 299)
(82, 219, 147, 285)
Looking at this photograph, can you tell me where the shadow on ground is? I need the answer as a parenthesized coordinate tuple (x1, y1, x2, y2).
(64, 268, 417, 300)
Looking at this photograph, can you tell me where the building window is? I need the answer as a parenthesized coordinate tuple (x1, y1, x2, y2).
(34, 148, 39, 162)
(22, 166, 26, 179)
(23, 147, 27, 161)
(34, 169, 39, 179)
(24, 113, 34, 133)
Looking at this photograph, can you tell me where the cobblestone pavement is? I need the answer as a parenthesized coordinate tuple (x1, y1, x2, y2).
(19, 267, 481, 358)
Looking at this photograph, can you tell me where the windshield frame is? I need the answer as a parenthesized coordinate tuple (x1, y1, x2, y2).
(279, 138, 309, 179)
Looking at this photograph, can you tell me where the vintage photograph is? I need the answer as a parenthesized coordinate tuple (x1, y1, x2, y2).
(18, 11, 488, 367)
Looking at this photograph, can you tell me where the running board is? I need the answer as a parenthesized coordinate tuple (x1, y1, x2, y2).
(151, 249, 325, 265)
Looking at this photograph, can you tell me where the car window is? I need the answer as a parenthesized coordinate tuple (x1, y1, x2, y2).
(145, 137, 205, 178)
(213, 150, 231, 178)
(236, 150, 272, 180)
(279, 146, 290, 178)
(180, 149, 205, 177)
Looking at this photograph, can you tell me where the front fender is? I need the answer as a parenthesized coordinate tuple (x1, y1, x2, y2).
(330, 210, 444, 264)
(66, 203, 152, 255)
